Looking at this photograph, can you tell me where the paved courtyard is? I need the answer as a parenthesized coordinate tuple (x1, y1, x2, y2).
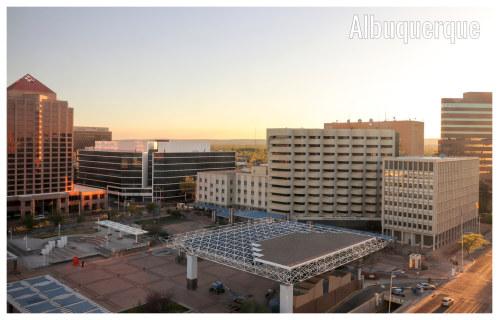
(7, 250, 276, 312)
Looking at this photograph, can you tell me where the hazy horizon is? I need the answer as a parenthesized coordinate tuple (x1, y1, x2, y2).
(8, 7, 494, 140)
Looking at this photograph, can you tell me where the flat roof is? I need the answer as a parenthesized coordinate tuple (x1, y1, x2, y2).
(169, 219, 390, 284)
(96, 220, 148, 236)
(73, 184, 106, 193)
(385, 156, 479, 162)
(7, 275, 109, 313)
(254, 232, 371, 270)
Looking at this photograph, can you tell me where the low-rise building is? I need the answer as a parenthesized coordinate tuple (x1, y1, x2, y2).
(382, 157, 479, 250)
(196, 165, 268, 210)
(78, 140, 236, 205)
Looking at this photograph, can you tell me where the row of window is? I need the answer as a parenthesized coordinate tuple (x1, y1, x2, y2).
(384, 201, 433, 210)
(384, 210, 433, 220)
(384, 219, 433, 231)
(384, 160, 434, 172)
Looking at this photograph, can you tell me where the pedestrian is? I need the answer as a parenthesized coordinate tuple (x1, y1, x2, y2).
(81, 260, 85, 268)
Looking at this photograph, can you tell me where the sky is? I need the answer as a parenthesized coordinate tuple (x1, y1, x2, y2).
(7, 7, 495, 140)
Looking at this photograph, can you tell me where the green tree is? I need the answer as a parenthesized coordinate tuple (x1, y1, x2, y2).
(23, 214, 34, 230)
(179, 176, 196, 202)
(458, 233, 490, 255)
(128, 203, 140, 215)
(146, 202, 159, 215)
(48, 210, 64, 226)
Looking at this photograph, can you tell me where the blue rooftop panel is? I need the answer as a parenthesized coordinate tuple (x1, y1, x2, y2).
(25, 301, 58, 313)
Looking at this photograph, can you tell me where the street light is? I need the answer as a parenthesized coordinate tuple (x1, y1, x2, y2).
(388, 270, 397, 313)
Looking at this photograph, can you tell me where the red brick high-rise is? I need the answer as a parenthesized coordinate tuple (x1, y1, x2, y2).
(7, 74, 74, 218)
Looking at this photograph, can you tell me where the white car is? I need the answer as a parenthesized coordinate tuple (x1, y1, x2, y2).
(442, 297, 454, 307)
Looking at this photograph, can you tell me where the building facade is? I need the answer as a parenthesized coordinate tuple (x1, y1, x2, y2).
(267, 128, 398, 223)
(73, 126, 112, 151)
(324, 119, 424, 156)
(77, 140, 236, 205)
(196, 171, 235, 207)
(382, 157, 479, 250)
(196, 165, 268, 210)
(439, 92, 492, 182)
(7, 74, 74, 219)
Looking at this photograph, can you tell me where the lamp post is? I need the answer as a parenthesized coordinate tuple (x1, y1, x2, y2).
(388, 271, 396, 313)
(461, 209, 464, 272)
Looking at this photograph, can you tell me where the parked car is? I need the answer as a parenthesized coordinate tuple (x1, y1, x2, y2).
(209, 281, 225, 294)
(391, 287, 405, 297)
(441, 297, 455, 307)
(417, 282, 436, 290)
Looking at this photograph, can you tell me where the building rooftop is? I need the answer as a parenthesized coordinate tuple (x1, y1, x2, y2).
(73, 184, 106, 193)
(74, 126, 110, 132)
(7, 275, 108, 313)
(254, 232, 371, 270)
(7, 74, 56, 95)
(442, 92, 492, 104)
(386, 156, 479, 162)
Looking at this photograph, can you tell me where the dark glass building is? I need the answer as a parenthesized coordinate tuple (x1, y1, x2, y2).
(153, 151, 237, 202)
(77, 140, 236, 205)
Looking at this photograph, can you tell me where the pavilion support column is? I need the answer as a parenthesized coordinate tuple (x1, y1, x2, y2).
(211, 210, 216, 222)
(279, 283, 293, 313)
(186, 254, 198, 290)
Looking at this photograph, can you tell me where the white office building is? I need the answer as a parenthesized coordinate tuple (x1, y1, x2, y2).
(382, 157, 479, 250)
(196, 165, 268, 210)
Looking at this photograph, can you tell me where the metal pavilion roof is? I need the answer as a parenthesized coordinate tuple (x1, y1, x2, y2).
(7, 275, 109, 313)
(168, 218, 391, 285)
(96, 220, 148, 236)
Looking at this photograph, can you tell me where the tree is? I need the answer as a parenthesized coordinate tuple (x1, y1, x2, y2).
(146, 202, 159, 215)
(128, 203, 140, 216)
(23, 214, 34, 230)
(48, 210, 64, 226)
(179, 176, 196, 202)
(458, 233, 490, 255)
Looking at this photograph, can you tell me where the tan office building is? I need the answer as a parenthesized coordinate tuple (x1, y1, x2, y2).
(267, 128, 398, 222)
(324, 119, 424, 156)
(382, 157, 479, 250)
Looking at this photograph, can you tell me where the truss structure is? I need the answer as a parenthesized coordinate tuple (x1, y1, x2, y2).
(168, 218, 391, 285)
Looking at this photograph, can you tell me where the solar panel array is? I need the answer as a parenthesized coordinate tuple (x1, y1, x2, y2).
(7, 275, 108, 313)
(194, 202, 287, 220)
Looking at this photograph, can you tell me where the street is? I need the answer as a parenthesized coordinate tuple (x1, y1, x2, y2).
(407, 247, 492, 313)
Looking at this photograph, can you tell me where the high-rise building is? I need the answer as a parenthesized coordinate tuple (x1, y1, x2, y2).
(73, 126, 112, 151)
(439, 92, 492, 181)
(7, 74, 74, 218)
(382, 157, 479, 250)
(266, 128, 398, 227)
(324, 119, 424, 156)
(77, 140, 236, 205)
